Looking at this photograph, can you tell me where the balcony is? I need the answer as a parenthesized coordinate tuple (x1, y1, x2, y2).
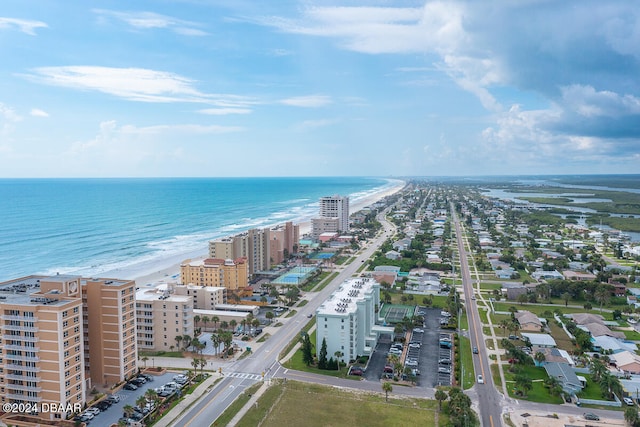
(5, 354, 40, 362)
(4, 345, 39, 352)
(5, 393, 42, 402)
(2, 324, 38, 332)
(6, 383, 42, 392)
(1, 315, 38, 322)
(2, 334, 39, 342)
(5, 374, 41, 382)
(5, 363, 40, 372)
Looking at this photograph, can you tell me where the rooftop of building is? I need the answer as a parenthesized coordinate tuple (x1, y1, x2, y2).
(181, 257, 245, 267)
(136, 286, 191, 303)
(317, 277, 377, 316)
(0, 275, 80, 306)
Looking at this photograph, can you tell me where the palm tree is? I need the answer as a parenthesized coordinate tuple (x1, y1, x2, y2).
(123, 405, 135, 419)
(514, 374, 532, 397)
(211, 333, 220, 355)
(252, 318, 260, 329)
(534, 351, 546, 366)
(145, 389, 158, 405)
(595, 286, 610, 312)
(499, 318, 511, 336)
(229, 320, 237, 333)
(212, 316, 219, 331)
(435, 388, 448, 412)
(135, 395, 147, 410)
(599, 372, 623, 401)
(201, 315, 210, 331)
(590, 358, 607, 382)
(334, 351, 344, 371)
(194, 315, 201, 329)
(624, 406, 640, 426)
(265, 311, 274, 324)
(220, 320, 229, 331)
(175, 335, 183, 350)
(382, 382, 393, 402)
(141, 356, 149, 369)
(562, 292, 571, 307)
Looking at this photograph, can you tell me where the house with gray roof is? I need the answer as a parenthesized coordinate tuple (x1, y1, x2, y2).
(544, 362, 584, 396)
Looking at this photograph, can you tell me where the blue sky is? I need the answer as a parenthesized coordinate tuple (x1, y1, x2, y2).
(1, 1, 639, 177)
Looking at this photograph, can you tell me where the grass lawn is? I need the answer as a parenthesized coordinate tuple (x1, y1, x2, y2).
(577, 373, 607, 400)
(283, 330, 357, 380)
(503, 365, 563, 404)
(490, 364, 502, 389)
(479, 282, 502, 291)
(235, 380, 445, 427)
(459, 335, 475, 390)
(311, 272, 340, 292)
(492, 302, 613, 319)
(621, 329, 640, 341)
(547, 321, 576, 352)
(285, 310, 297, 318)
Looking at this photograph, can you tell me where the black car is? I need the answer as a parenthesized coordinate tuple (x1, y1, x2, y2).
(123, 383, 138, 391)
(96, 401, 111, 411)
(140, 374, 154, 382)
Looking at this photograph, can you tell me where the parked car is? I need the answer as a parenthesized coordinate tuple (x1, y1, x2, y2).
(624, 397, 635, 406)
(383, 365, 393, 373)
(438, 358, 451, 365)
(85, 407, 101, 416)
(438, 367, 451, 374)
(96, 401, 111, 411)
(140, 373, 154, 382)
(123, 383, 138, 391)
(583, 413, 600, 421)
(106, 394, 120, 404)
(350, 367, 364, 376)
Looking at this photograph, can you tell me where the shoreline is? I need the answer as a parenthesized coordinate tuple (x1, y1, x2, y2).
(104, 179, 406, 286)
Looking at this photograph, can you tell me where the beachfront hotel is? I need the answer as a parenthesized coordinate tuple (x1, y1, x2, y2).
(136, 286, 194, 352)
(0, 274, 136, 421)
(180, 258, 249, 290)
(315, 277, 389, 364)
(312, 195, 349, 238)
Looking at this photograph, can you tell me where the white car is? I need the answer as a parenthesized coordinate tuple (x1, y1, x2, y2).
(85, 407, 101, 416)
(477, 375, 484, 384)
(624, 397, 635, 406)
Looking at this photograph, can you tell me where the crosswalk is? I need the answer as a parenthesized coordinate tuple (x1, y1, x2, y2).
(224, 372, 263, 381)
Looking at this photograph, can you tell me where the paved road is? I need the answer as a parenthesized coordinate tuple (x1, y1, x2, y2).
(452, 207, 504, 427)
(172, 210, 398, 426)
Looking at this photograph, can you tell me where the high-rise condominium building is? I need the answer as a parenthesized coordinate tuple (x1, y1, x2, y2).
(269, 221, 300, 265)
(0, 274, 136, 421)
(315, 277, 385, 364)
(208, 228, 271, 276)
(180, 258, 248, 290)
(311, 195, 349, 239)
(136, 286, 194, 352)
(82, 278, 137, 387)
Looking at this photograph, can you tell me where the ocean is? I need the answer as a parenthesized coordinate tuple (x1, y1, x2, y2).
(0, 177, 400, 282)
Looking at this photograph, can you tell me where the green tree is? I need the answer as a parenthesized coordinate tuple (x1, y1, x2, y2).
(590, 358, 607, 382)
(265, 311, 274, 324)
(624, 406, 640, 427)
(514, 374, 533, 397)
(318, 338, 328, 369)
(435, 388, 448, 412)
(301, 333, 314, 366)
(595, 285, 611, 312)
(534, 351, 546, 365)
(562, 292, 571, 307)
(382, 382, 393, 402)
(334, 351, 344, 371)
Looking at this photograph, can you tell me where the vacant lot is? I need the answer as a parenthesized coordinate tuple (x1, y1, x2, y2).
(235, 381, 445, 427)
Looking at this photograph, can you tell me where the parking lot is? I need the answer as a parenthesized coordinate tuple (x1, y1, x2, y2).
(78, 371, 185, 426)
(364, 307, 453, 388)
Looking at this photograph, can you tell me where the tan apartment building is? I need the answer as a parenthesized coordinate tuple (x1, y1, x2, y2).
(81, 278, 137, 387)
(0, 275, 85, 421)
(180, 258, 248, 290)
(209, 228, 271, 276)
(269, 221, 300, 265)
(136, 287, 194, 352)
(172, 284, 226, 310)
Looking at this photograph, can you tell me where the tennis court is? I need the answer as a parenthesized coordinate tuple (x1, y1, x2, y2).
(272, 266, 317, 285)
(310, 252, 334, 260)
(380, 304, 413, 324)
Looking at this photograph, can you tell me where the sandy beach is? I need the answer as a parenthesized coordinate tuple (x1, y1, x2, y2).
(103, 179, 406, 286)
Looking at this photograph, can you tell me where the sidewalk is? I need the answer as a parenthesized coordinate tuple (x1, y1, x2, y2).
(153, 373, 221, 427)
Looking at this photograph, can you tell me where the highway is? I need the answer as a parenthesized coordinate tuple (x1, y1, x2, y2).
(173, 211, 397, 426)
(452, 207, 504, 427)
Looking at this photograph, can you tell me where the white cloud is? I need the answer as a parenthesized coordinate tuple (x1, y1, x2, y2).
(30, 108, 49, 118)
(25, 66, 256, 106)
(293, 118, 340, 131)
(93, 9, 208, 36)
(280, 95, 332, 107)
(0, 17, 47, 35)
(0, 103, 22, 134)
(197, 108, 252, 115)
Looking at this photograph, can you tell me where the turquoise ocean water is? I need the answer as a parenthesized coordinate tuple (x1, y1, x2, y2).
(0, 177, 399, 282)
